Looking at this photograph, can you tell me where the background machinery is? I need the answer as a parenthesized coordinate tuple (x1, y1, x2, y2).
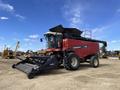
(12, 25, 107, 79)
(107, 50, 120, 60)
(2, 41, 20, 59)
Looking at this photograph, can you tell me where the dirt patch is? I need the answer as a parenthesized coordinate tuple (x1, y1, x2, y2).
(0, 58, 120, 90)
(74, 75, 93, 83)
(91, 73, 120, 79)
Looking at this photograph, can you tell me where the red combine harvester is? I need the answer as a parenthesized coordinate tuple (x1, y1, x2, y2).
(12, 25, 107, 79)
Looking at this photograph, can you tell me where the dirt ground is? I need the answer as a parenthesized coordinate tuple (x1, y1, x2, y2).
(0, 57, 120, 90)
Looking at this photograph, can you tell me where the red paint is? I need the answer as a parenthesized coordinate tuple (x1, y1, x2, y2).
(63, 39, 99, 59)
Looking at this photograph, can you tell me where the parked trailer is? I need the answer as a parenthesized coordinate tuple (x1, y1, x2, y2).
(12, 25, 107, 79)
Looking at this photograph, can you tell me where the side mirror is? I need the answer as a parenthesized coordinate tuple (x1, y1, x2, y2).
(40, 38, 43, 42)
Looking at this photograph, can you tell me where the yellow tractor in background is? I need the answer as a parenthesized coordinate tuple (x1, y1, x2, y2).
(2, 41, 20, 59)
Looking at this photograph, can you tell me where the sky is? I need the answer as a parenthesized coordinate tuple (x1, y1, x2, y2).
(0, 0, 120, 51)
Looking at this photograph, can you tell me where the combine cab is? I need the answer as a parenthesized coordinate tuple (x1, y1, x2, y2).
(12, 25, 107, 79)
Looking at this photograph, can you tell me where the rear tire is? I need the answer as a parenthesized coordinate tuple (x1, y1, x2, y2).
(64, 53, 80, 70)
(90, 55, 99, 68)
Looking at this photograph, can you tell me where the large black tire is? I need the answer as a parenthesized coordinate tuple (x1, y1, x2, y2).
(64, 53, 80, 70)
(90, 55, 99, 68)
(56, 60, 63, 68)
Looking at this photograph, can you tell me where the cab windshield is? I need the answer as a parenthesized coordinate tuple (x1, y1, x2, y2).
(45, 34, 62, 48)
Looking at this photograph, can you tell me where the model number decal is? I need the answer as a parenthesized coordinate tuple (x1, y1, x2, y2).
(73, 45, 88, 49)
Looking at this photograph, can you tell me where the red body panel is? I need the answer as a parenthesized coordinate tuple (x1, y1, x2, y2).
(63, 39, 99, 59)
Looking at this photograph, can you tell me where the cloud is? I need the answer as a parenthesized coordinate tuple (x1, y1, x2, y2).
(29, 34, 39, 39)
(0, 0, 25, 20)
(111, 40, 120, 43)
(0, 16, 8, 20)
(0, 0, 14, 12)
(24, 34, 39, 43)
(15, 14, 25, 20)
(92, 26, 109, 34)
(68, 7, 82, 28)
(23, 35, 40, 51)
(89, 25, 110, 39)
(24, 38, 30, 42)
(62, 1, 83, 28)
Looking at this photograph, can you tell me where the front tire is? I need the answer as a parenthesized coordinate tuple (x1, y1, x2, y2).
(64, 53, 80, 70)
(90, 55, 99, 68)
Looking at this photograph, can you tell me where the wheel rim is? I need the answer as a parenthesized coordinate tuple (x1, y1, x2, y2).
(71, 57, 78, 67)
(94, 59, 98, 66)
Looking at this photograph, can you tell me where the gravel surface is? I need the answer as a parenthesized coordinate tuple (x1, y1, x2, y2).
(0, 57, 120, 90)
